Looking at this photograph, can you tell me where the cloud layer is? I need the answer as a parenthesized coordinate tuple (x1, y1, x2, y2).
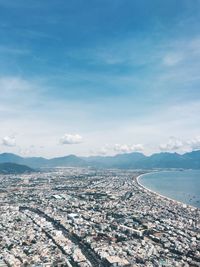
(2, 136, 16, 147)
(159, 136, 200, 153)
(114, 144, 144, 153)
(60, 134, 83, 145)
(0, 1, 200, 157)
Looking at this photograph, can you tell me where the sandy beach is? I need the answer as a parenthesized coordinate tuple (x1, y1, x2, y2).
(136, 172, 197, 211)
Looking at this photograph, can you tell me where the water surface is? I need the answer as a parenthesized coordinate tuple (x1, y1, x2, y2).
(139, 170, 200, 208)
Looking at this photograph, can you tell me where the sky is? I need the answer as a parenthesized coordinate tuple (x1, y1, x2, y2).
(0, 0, 200, 157)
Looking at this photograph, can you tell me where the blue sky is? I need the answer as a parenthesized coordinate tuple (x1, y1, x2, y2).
(0, 0, 200, 157)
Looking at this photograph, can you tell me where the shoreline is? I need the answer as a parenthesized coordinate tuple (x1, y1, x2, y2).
(136, 172, 198, 211)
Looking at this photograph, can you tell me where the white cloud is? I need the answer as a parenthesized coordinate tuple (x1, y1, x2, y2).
(159, 135, 200, 153)
(186, 136, 200, 150)
(159, 136, 184, 151)
(0, 76, 32, 94)
(60, 133, 83, 145)
(98, 147, 108, 155)
(91, 143, 144, 156)
(163, 53, 183, 66)
(0, 76, 42, 111)
(162, 36, 200, 68)
(2, 136, 16, 147)
(0, 35, 200, 157)
(114, 143, 144, 153)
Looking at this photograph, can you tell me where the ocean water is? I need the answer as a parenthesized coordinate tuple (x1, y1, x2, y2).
(139, 170, 200, 208)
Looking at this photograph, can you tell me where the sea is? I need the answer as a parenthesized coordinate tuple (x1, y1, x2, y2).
(139, 170, 200, 208)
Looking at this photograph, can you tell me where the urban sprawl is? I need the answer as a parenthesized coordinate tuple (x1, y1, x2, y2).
(0, 168, 199, 267)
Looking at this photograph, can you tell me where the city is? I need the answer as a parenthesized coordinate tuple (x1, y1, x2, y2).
(0, 168, 199, 267)
(1, 1, 200, 266)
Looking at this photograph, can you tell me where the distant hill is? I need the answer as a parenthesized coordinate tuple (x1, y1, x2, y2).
(0, 150, 200, 169)
(0, 153, 24, 164)
(0, 153, 86, 168)
(84, 152, 146, 168)
(0, 162, 35, 174)
(48, 155, 86, 167)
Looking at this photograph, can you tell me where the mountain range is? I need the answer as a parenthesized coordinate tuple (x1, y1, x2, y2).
(0, 150, 200, 169)
(0, 162, 34, 174)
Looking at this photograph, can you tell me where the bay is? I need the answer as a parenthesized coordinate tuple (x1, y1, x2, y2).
(139, 170, 200, 208)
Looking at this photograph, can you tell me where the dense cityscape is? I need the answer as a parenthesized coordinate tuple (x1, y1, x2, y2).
(0, 168, 199, 267)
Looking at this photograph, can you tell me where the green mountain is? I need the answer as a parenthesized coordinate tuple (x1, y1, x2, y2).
(0, 150, 200, 169)
(0, 162, 35, 174)
(48, 155, 86, 167)
(84, 152, 146, 168)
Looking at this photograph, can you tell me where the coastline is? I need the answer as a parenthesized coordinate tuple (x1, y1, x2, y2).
(136, 172, 198, 210)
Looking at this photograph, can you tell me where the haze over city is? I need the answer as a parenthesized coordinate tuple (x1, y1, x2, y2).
(0, 0, 200, 157)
